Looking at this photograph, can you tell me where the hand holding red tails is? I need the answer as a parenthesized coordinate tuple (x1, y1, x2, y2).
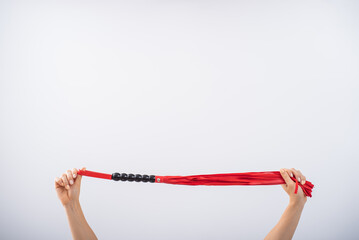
(279, 168, 313, 200)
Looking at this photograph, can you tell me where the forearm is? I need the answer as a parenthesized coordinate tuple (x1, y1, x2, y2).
(264, 201, 305, 240)
(64, 201, 98, 240)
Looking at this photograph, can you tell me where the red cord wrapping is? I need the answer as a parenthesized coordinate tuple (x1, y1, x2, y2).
(77, 169, 112, 180)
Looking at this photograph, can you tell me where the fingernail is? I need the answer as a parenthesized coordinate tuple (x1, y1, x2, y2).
(70, 180, 74, 185)
(298, 177, 301, 182)
(280, 168, 284, 173)
(73, 174, 76, 178)
(66, 185, 70, 189)
(301, 180, 305, 185)
(290, 173, 293, 177)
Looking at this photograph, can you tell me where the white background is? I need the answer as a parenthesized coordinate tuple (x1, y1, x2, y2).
(0, 1, 358, 239)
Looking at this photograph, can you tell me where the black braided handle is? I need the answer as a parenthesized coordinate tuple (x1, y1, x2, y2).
(111, 173, 156, 183)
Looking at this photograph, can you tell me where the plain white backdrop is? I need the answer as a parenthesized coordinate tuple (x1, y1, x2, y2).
(0, 0, 358, 239)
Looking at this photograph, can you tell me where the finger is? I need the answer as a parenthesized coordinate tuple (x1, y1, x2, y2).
(297, 170, 306, 185)
(67, 170, 74, 186)
(72, 168, 78, 179)
(62, 173, 70, 190)
(290, 168, 302, 183)
(60, 178, 65, 187)
(56, 177, 64, 186)
(301, 175, 306, 185)
(280, 168, 294, 186)
(286, 168, 294, 178)
(74, 167, 86, 186)
(54, 177, 62, 188)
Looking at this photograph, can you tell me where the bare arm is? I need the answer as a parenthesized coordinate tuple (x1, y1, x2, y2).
(265, 168, 308, 240)
(55, 167, 98, 240)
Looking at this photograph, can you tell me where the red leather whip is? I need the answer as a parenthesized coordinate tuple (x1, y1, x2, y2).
(77, 169, 314, 197)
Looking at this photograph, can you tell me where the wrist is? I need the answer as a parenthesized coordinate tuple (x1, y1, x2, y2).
(289, 199, 306, 209)
(63, 200, 81, 210)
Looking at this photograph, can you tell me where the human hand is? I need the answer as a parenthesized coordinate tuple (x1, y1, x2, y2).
(55, 167, 85, 207)
(280, 168, 307, 206)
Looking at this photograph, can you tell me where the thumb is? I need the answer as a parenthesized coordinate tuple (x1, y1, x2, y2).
(75, 167, 86, 185)
(280, 168, 292, 186)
